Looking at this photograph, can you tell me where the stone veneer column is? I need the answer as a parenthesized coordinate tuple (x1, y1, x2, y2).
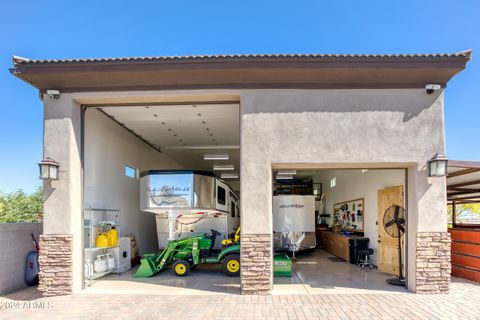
(415, 232, 451, 294)
(38, 234, 73, 296)
(241, 234, 272, 294)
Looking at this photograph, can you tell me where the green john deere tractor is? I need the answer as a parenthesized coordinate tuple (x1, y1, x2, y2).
(135, 230, 242, 277)
(135, 229, 293, 278)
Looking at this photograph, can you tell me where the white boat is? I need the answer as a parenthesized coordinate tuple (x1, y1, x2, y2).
(140, 170, 239, 249)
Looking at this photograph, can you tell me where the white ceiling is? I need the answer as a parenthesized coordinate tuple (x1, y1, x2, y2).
(100, 104, 240, 179)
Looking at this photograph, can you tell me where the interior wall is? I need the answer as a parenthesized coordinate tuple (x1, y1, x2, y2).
(84, 108, 184, 255)
(314, 169, 405, 264)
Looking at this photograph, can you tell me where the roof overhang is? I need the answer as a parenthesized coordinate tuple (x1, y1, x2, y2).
(447, 160, 480, 203)
(10, 51, 472, 93)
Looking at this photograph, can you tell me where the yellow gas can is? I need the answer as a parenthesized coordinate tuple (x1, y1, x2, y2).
(108, 227, 118, 246)
(96, 233, 109, 248)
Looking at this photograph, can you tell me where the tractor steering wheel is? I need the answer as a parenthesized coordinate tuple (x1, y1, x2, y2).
(211, 229, 221, 236)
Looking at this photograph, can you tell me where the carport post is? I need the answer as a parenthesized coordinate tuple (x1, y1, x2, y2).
(38, 95, 83, 296)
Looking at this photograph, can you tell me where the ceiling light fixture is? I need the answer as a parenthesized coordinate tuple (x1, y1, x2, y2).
(277, 170, 297, 175)
(213, 164, 234, 171)
(221, 173, 239, 179)
(204, 154, 229, 161)
(276, 175, 293, 180)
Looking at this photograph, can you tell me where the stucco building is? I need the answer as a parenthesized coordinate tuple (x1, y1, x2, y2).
(10, 50, 471, 296)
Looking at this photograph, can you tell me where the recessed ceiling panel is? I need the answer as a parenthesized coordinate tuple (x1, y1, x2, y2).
(99, 104, 240, 176)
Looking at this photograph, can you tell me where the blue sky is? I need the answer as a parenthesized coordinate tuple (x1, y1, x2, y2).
(0, 1, 479, 193)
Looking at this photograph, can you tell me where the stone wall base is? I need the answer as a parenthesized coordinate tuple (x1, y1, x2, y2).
(416, 232, 451, 294)
(241, 234, 272, 295)
(38, 234, 73, 296)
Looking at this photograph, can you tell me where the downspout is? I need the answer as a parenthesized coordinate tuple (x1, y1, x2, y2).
(80, 105, 86, 290)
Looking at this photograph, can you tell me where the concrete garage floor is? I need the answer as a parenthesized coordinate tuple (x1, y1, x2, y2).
(83, 249, 404, 295)
(274, 249, 406, 295)
(85, 263, 241, 295)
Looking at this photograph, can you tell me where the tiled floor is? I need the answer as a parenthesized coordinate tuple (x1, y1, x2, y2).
(1, 250, 479, 319)
(1, 278, 479, 319)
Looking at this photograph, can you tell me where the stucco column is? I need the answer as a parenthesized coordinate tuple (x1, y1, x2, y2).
(408, 167, 450, 294)
(39, 95, 83, 295)
(239, 111, 273, 295)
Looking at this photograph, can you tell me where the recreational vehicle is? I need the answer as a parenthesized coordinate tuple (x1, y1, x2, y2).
(140, 170, 239, 249)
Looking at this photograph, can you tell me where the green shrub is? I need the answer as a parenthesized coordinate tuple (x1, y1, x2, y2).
(0, 187, 43, 222)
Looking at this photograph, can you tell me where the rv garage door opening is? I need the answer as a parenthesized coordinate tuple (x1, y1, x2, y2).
(82, 103, 241, 295)
(272, 168, 409, 294)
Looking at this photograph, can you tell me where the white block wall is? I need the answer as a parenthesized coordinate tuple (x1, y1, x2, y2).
(0, 223, 42, 294)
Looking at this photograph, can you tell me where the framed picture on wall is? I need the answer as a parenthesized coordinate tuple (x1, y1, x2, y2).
(333, 198, 364, 231)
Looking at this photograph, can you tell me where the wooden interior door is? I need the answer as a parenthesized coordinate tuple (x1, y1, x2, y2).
(377, 185, 404, 276)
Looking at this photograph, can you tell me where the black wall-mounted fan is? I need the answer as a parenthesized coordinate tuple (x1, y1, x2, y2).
(383, 204, 406, 286)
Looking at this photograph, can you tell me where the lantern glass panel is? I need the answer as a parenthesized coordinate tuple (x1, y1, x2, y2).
(40, 164, 50, 179)
(436, 160, 447, 177)
(428, 161, 437, 177)
(49, 165, 58, 180)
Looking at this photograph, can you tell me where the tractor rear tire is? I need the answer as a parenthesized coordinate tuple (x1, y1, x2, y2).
(173, 260, 190, 277)
(222, 254, 240, 277)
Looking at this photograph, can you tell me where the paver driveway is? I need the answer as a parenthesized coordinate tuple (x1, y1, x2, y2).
(1, 278, 479, 320)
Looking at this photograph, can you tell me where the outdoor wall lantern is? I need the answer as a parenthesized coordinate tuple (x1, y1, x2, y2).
(427, 154, 448, 177)
(38, 157, 60, 180)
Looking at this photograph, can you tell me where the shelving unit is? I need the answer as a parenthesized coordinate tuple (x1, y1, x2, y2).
(84, 208, 121, 286)
(274, 179, 322, 199)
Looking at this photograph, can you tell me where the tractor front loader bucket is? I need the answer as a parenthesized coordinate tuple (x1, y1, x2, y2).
(134, 240, 178, 278)
(134, 234, 207, 278)
(134, 253, 159, 278)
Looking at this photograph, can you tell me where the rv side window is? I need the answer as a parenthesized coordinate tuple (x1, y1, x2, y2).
(217, 186, 226, 205)
(231, 201, 236, 218)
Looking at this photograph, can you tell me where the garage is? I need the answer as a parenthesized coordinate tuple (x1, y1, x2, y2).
(82, 103, 242, 294)
(9, 51, 470, 296)
(272, 169, 408, 294)
(81, 103, 410, 295)
(80, 101, 410, 295)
